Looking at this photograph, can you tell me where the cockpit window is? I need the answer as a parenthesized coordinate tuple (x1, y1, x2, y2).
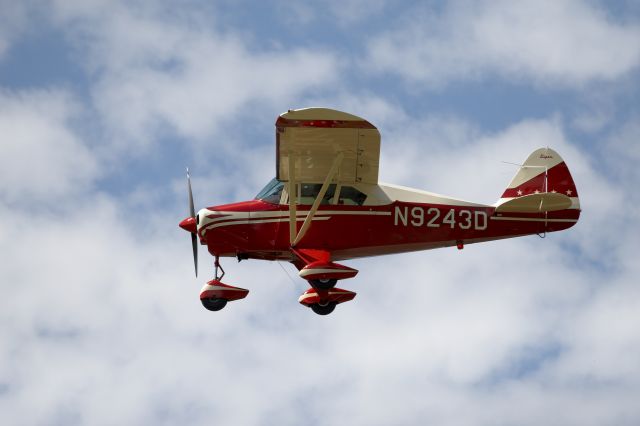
(255, 178, 284, 204)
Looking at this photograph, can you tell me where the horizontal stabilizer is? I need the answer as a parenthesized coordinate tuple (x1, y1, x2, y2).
(495, 192, 572, 213)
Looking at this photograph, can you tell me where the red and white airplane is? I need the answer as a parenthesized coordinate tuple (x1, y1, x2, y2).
(179, 108, 580, 315)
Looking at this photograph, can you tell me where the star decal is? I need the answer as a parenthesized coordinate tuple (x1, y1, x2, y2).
(551, 189, 557, 193)
(534, 189, 540, 194)
(566, 189, 573, 196)
(517, 189, 523, 196)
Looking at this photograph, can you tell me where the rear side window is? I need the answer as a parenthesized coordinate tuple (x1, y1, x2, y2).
(337, 186, 367, 206)
(299, 183, 336, 205)
(288, 183, 367, 206)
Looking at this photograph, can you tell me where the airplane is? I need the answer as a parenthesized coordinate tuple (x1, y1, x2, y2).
(179, 108, 580, 315)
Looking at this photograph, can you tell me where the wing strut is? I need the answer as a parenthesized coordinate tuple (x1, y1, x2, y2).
(289, 152, 344, 247)
(288, 154, 297, 245)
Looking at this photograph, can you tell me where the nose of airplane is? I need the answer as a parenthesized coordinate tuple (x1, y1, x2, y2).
(179, 216, 197, 233)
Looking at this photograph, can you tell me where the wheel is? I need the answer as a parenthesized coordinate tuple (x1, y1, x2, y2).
(201, 297, 228, 311)
(309, 278, 337, 290)
(310, 301, 337, 315)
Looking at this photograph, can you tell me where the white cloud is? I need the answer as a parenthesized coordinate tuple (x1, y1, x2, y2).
(571, 107, 613, 134)
(604, 116, 640, 189)
(49, 1, 339, 152)
(365, 0, 640, 87)
(552, 279, 640, 383)
(0, 89, 99, 203)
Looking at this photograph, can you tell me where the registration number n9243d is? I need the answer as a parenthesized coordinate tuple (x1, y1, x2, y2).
(394, 206, 488, 230)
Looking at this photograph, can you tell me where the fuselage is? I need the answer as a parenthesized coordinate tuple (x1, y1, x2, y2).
(196, 182, 580, 262)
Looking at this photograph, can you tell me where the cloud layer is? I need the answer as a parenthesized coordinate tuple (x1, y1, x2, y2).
(51, 1, 339, 150)
(1, 1, 639, 425)
(0, 89, 99, 203)
(366, 0, 640, 87)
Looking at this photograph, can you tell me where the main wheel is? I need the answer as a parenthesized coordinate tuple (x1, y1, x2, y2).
(201, 297, 228, 311)
(309, 278, 337, 290)
(311, 301, 336, 315)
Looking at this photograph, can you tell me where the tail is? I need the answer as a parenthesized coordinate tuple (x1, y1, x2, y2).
(495, 148, 580, 213)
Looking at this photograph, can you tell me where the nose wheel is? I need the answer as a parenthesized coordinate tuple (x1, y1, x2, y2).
(201, 297, 228, 311)
(199, 256, 249, 311)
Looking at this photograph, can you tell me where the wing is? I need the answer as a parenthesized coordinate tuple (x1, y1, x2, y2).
(276, 107, 381, 185)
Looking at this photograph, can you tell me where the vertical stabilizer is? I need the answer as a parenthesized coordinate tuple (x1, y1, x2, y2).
(497, 148, 580, 210)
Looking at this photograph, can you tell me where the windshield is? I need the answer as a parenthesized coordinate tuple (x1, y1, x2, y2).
(255, 178, 284, 204)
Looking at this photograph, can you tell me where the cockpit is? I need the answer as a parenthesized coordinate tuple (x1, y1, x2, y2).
(255, 178, 368, 206)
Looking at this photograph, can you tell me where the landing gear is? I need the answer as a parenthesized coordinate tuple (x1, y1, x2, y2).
(298, 287, 356, 315)
(310, 301, 336, 315)
(199, 256, 249, 311)
(214, 256, 225, 281)
(309, 278, 337, 290)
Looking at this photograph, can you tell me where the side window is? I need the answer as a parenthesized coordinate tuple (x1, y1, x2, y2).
(286, 184, 365, 206)
(298, 183, 337, 205)
(263, 185, 283, 204)
(338, 186, 367, 206)
(255, 178, 284, 204)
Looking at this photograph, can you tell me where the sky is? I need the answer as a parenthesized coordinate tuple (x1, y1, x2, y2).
(1, 0, 639, 424)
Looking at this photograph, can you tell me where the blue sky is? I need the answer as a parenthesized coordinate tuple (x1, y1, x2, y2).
(1, 1, 640, 425)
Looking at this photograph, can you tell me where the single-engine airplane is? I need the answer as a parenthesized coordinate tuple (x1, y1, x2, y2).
(179, 108, 580, 315)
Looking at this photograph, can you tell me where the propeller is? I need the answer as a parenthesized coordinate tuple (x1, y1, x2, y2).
(187, 168, 198, 277)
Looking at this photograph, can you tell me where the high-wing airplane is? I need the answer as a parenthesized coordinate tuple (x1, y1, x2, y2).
(179, 108, 580, 315)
